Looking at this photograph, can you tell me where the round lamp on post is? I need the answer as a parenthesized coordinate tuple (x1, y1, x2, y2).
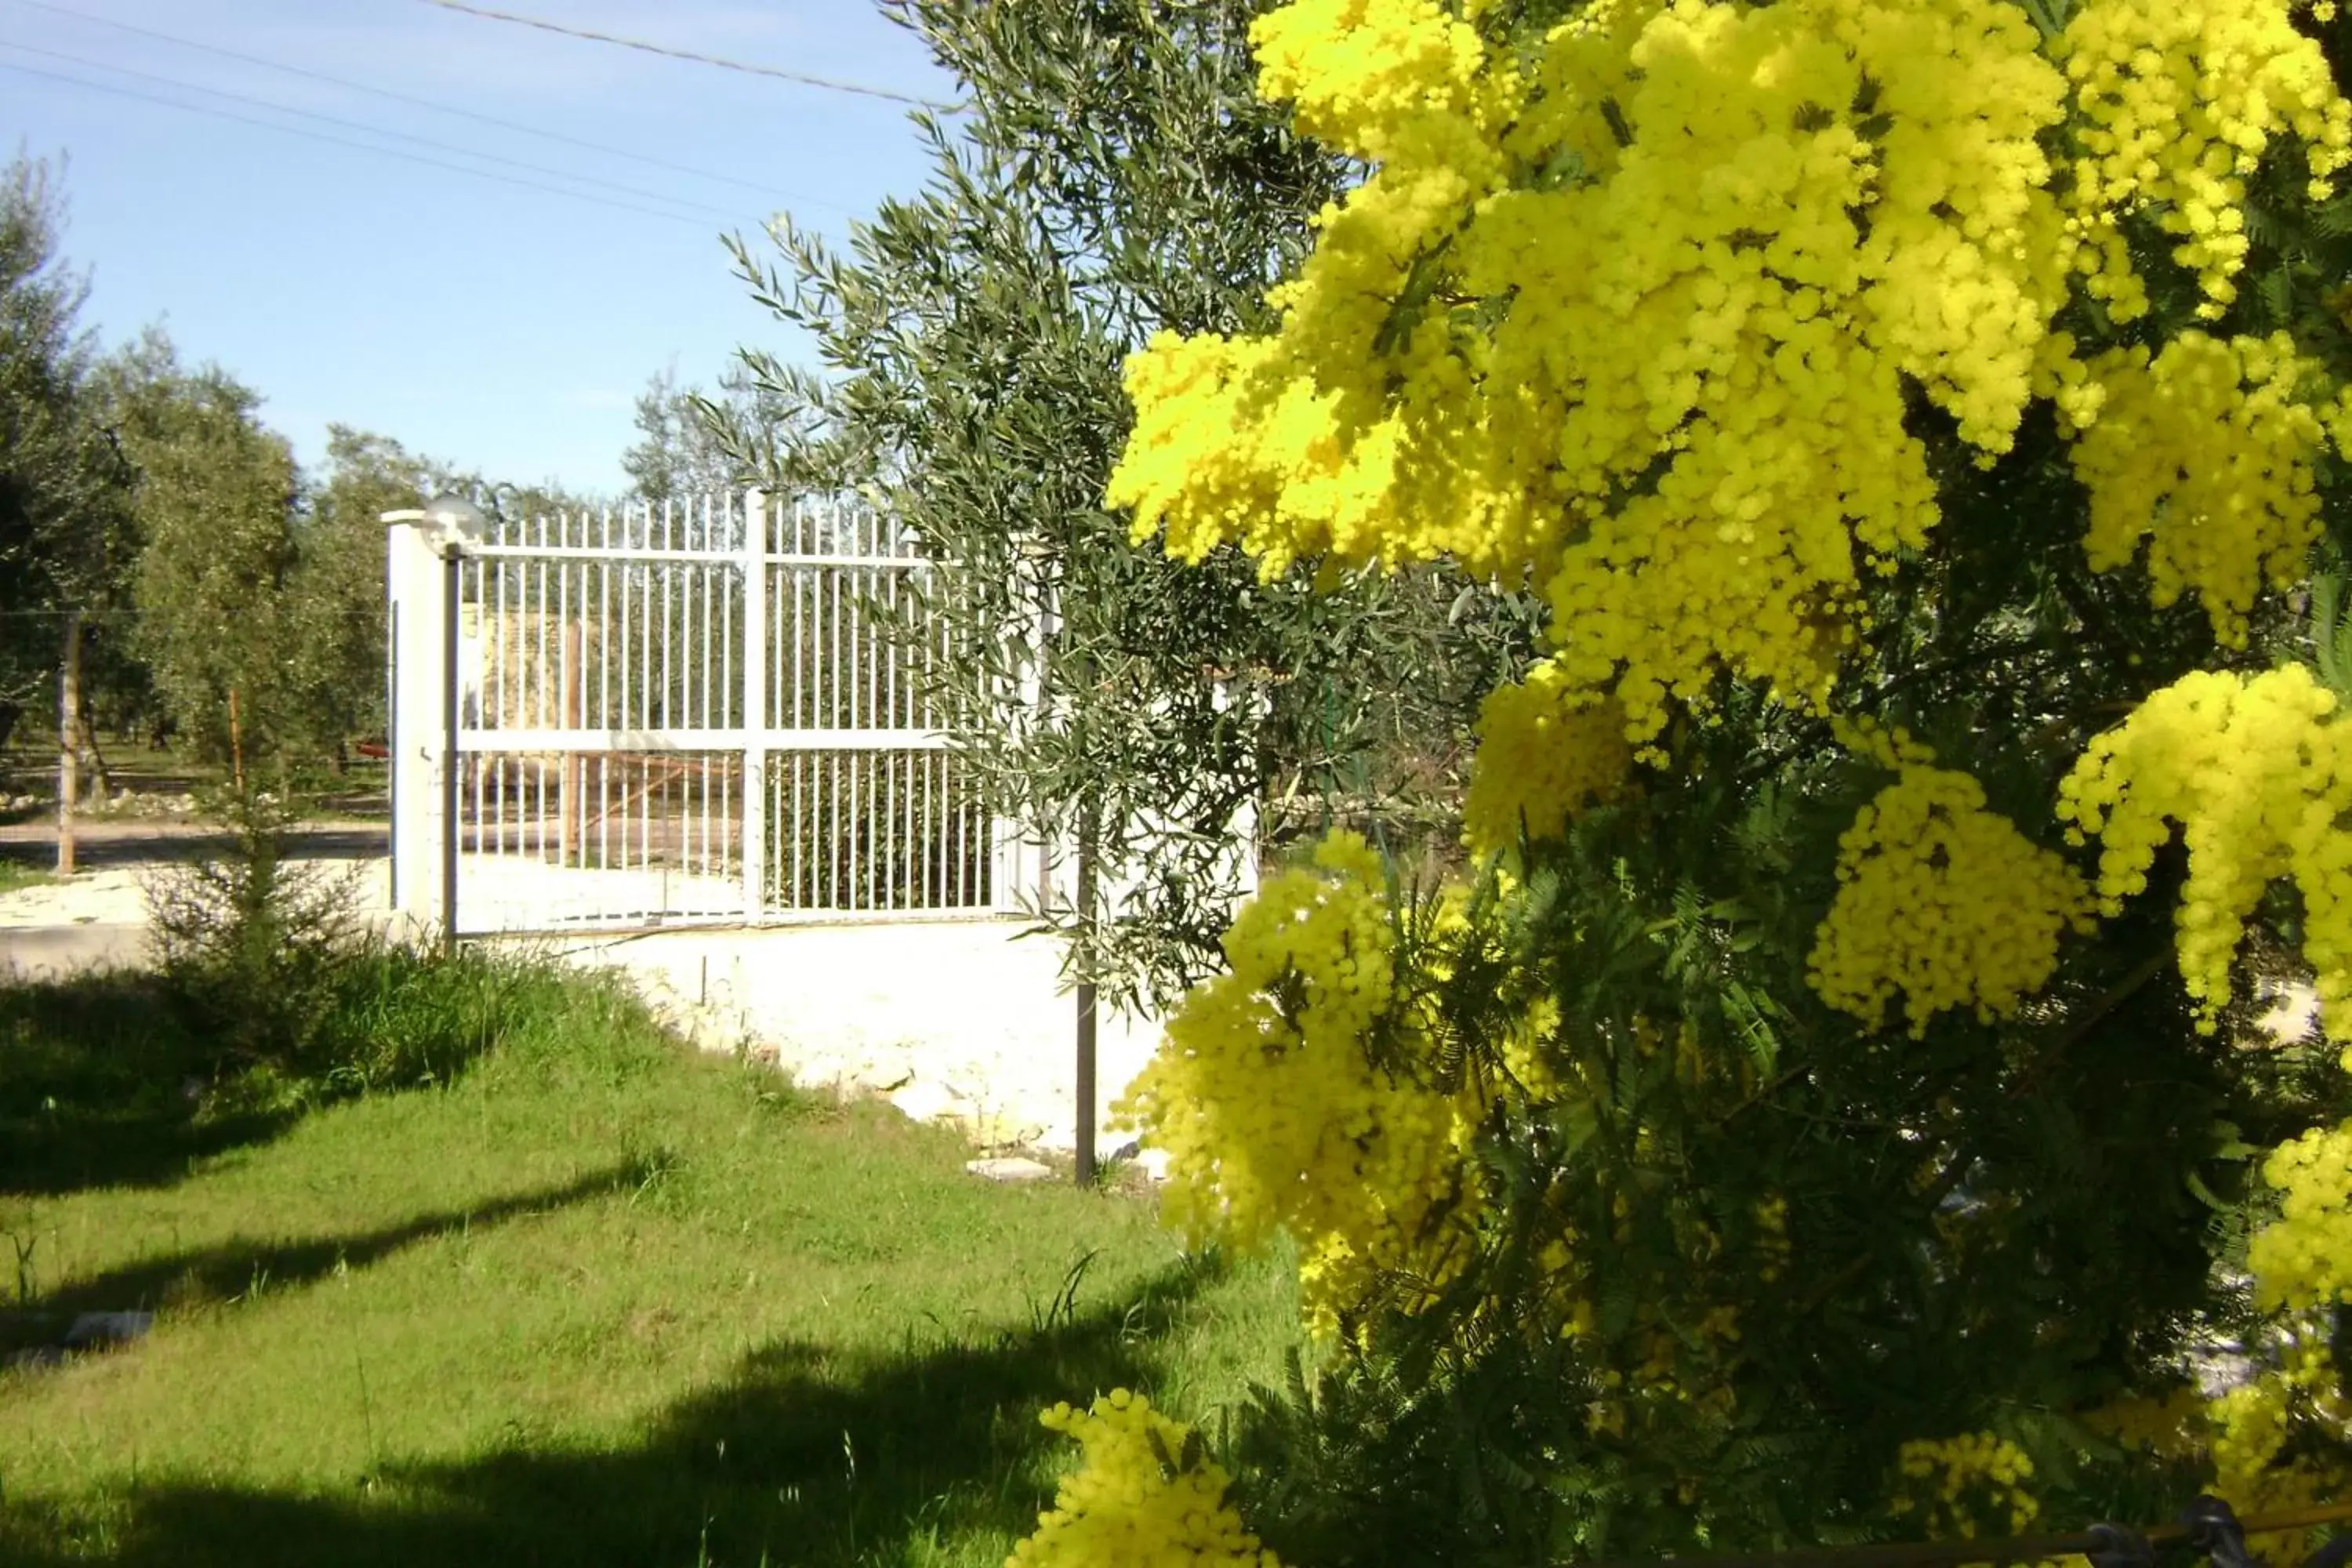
(423, 492, 487, 557)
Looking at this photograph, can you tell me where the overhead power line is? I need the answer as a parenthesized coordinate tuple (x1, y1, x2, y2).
(414, 0, 955, 109)
(0, 38, 744, 220)
(0, 58, 728, 229)
(0, 0, 830, 209)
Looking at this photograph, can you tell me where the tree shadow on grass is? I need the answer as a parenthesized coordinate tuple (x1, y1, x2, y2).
(0, 1253, 1231, 1568)
(0, 1160, 658, 1360)
(0, 969, 302, 1198)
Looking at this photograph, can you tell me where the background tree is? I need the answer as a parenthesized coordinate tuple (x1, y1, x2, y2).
(722, 0, 1537, 1013)
(620, 364, 787, 507)
(93, 328, 301, 776)
(0, 150, 136, 782)
(282, 424, 445, 764)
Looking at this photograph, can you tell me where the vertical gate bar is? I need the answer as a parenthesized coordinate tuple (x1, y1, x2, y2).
(857, 750, 866, 911)
(494, 558, 509, 858)
(847, 518, 860, 735)
(595, 506, 608, 728)
(820, 522, 832, 730)
(721, 501, 736, 730)
(931, 571, 941, 902)
(950, 752, 964, 907)
(467, 560, 484, 860)
(534, 510, 548, 861)
(597, 506, 610, 873)
(875, 742, 889, 912)
(920, 577, 933, 905)
(656, 499, 670, 730)
(637, 503, 651, 736)
(442, 547, 460, 949)
(920, 748, 934, 909)
(492, 548, 505, 725)
(563, 579, 581, 868)
(741, 490, 768, 920)
(929, 579, 946, 904)
(829, 750, 843, 909)
(613, 506, 629, 731)
(721, 506, 735, 882)
(530, 524, 544, 862)
(686, 510, 695, 741)
(557, 518, 571, 866)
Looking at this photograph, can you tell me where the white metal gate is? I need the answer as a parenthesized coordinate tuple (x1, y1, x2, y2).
(387, 492, 1028, 935)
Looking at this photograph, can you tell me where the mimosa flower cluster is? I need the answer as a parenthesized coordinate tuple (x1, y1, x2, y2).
(1808, 764, 2092, 1033)
(1112, 831, 1489, 1337)
(2067, 332, 2329, 648)
(1461, 658, 1633, 856)
(1108, 0, 2351, 747)
(1007, 1391, 1280, 1568)
(2057, 0, 2352, 320)
(1109, 0, 2099, 748)
(2248, 1119, 2352, 1312)
(2057, 665, 2352, 1037)
(2206, 1340, 2352, 1534)
(1889, 1432, 2045, 1538)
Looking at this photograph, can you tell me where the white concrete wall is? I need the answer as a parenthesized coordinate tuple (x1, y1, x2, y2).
(531, 916, 1169, 1155)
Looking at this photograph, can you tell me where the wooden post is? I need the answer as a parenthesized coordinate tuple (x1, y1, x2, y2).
(1074, 792, 1099, 1188)
(562, 619, 583, 866)
(227, 687, 245, 795)
(56, 608, 79, 876)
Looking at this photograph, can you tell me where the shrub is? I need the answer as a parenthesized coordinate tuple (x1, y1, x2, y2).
(143, 786, 368, 1081)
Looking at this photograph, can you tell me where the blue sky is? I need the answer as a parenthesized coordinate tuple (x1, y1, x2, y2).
(0, 0, 958, 496)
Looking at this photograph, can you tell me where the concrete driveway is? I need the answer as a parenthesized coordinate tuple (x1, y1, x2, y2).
(0, 922, 150, 980)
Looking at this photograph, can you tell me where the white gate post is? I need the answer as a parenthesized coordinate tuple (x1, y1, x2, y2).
(740, 489, 768, 922)
(387, 518, 448, 935)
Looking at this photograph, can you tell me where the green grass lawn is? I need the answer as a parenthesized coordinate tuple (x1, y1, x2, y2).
(0, 860, 53, 895)
(0, 958, 1301, 1567)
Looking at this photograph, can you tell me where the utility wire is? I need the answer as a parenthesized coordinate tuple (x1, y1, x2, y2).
(414, 0, 955, 110)
(0, 59, 728, 230)
(0, 0, 833, 208)
(0, 38, 745, 220)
